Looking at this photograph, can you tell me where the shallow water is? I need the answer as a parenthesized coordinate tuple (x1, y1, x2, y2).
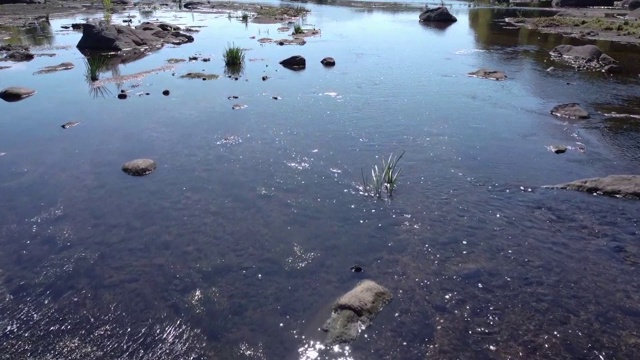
(1, 2, 639, 359)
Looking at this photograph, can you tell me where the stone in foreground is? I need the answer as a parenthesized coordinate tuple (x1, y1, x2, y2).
(550, 103, 589, 119)
(321, 57, 335, 67)
(122, 159, 157, 176)
(322, 280, 392, 345)
(468, 69, 506, 81)
(546, 175, 640, 198)
(550, 45, 617, 72)
(279, 55, 306, 71)
(0, 87, 36, 102)
(419, 7, 457, 22)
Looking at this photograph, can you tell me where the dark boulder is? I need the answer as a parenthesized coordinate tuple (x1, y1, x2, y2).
(3, 51, 34, 62)
(468, 69, 507, 81)
(419, 7, 457, 22)
(546, 175, 640, 198)
(76, 21, 193, 53)
(321, 57, 335, 67)
(0, 87, 36, 102)
(279, 55, 306, 71)
(627, 0, 640, 9)
(122, 159, 157, 176)
(552, 0, 614, 7)
(550, 103, 590, 119)
(550, 44, 617, 72)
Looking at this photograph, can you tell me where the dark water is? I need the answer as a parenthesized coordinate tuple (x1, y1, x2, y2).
(1, 2, 639, 359)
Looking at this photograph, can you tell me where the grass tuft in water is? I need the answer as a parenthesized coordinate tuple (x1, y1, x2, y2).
(241, 12, 249, 22)
(293, 23, 304, 35)
(223, 43, 245, 67)
(84, 53, 110, 82)
(361, 151, 405, 198)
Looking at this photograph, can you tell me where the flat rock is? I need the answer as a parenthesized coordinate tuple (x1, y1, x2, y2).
(180, 72, 219, 80)
(468, 69, 506, 81)
(550, 103, 589, 119)
(61, 121, 80, 129)
(77, 21, 193, 53)
(419, 7, 457, 22)
(34, 62, 75, 75)
(0, 87, 36, 102)
(122, 159, 156, 176)
(280, 55, 306, 70)
(3, 51, 34, 62)
(321, 57, 335, 67)
(550, 45, 617, 72)
(322, 280, 392, 345)
(546, 175, 640, 198)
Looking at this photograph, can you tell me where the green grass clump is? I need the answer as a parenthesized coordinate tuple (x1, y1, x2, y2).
(293, 24, 304, 35)
(223, 43, 245, 67)
(241, 12, 249, 22)
(84, 53, 110, 82)
(361, 151, 405, 198)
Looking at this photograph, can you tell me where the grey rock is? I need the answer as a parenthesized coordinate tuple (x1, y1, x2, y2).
(468, 69, 506, 81)
(550, 44, 618, 72)
(549, 145, 567, 154)
(3, 51, 34, 62)
(61, 121, 80, 129)
(0, 87, 36, 102)
(77, 21, 193, 53)
(321, 57, 335, 67)
(419, 7, 457, 22)
(279, 55, 306, 70)
(122, 159, 157, 176)
(552, 0, 614, 6)
(34, 62, 75, 75)
(546, 175, 640, 198)
(322, 280, 392, 345)
(550, 103, 590, 119)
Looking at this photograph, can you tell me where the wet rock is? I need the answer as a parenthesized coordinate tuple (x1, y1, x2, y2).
(550, 103, 590, 119)
(33, 62, 75, 75)
(419, 7, 457, 22)
(162, 90, 170, 96)
(71, 23, 84, 30)
(546, 175, 640, 198)
(0, 44, 29, 52)
(321, 57, 335, 67)
(61, 121, 80, 129)
(0, 87, 36, 102)
(232, 104, 247, 110)
(550, 45, 617, 72)
(322, 280, 392, 345)
(0, 66, 10, 70)
(350, 265, 363, 273)
(76, 21, 193, 53)
(166, 58, 186, 64)
(623, 0, 640, 9)
(552, 0, 614, 6)
(262, 75, 269, 81)
(549, 145, 567, 154)
(468, 69, 506, 81)
(276, 38, 306, 46)
(228, 95, 239, 99)
(179, 72, 219, 80)
(122, 159, 157, 176)
(279, 55, 306, 71)
(118, 93, 128, 99)
(272, 96, 281, 100)
(183, 1, 205, 9)
(3, 50, 35, 62)
(604, 64, 622, 74)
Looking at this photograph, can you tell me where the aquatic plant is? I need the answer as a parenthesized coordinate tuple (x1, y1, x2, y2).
(222, 43, 245, 67)
(361, 151, 405, 198)
(241, 12, 250, 23)
(293, 24, 304, 35)
(83, 53, 110, 82)
(102, 0, 113, 23)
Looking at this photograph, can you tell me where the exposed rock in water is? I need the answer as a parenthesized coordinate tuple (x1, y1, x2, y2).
(277, 38, 306, 46)
(552, 0, 614, 6)
(280, 55, 306, 71)
(180, 72, 220, 80)
(0, 66, 10, 70)
(122, 159, 157, 176)
(322, 280, 392, 345)
(550, 103, 590, 119)
(0, 87, 36, 102)
(321, 57, 335, 67)
(118, 93, 128, 99)
(623, 0, 640, 9)
(550, 44, 617, 72)
(166, 58, 186, 64)
(546, 175, 640, 198)
(2, 50, 35, 62)
(162, 90, 170, 96)
(468, 69, 506, 81)
(232, 104, 247, 110)
(0, 44, 29, 52)
(419, 7, 457, 22)
(61, 121, 80, 129)
(549, 145, 567, 154)
(33, 62, 75, 75)
(76, 21, 194, 53)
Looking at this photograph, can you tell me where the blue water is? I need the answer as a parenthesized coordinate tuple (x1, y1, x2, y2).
(0, 2, 639, 359)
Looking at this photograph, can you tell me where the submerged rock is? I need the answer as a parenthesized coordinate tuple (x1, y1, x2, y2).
(550, 45, 617, 72)
(0, 87, 36, 102)
(321, 57, 335, 67)
(280, 55, 306, 71)
(419, 7, 457, 22)
(3, 50, 35, 62)
(33, 62, 75, 75)
(550, 103, 590, 119)
(322, 280, 392, 345)
(546, 175, 640, 198)
(76, 21, 193, 53)
(122, 159, 157, 176)
(61, 121, 80, 129)
(180, 72, 220, 80)
(468, 69, 506, 81)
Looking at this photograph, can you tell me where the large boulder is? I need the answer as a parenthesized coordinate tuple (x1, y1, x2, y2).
(552, 0, 614, 6)
(550, 44, 617, 72)
(419, 7, 457, 22)
(0, 87, 36, 102)
(279, 55, 306, 70)
(76, 21, 193, 52)
(546, 175, 640, 198)
(550, 103, 590, 119)
(322, 280, 392, 345)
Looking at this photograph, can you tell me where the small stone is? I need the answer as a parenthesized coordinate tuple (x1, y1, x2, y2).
(550, 103, 590, 119)
(232, 104, 247, 110)
(122, 158, 157, 176)
(61, 121, 80, 129)
(468, 69, 507, 81)
(262, 75, 269, 81)
(321, 57, 335, 67)
(279, 55, 306, 71)
(0, 87, 37, 102)
(118, 93, 128, 100)
(272, 96, 281, 100)
(350, 265, 363, 273)
(162, 90, 170, 96)
(549, 145, 567, 154)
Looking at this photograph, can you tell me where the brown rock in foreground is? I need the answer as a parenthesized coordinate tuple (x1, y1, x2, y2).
(122, 159, 157, 176)
(546, 175, 640, 198)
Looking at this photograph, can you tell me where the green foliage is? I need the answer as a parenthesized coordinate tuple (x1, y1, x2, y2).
(241, 12, 249, 22)
(223, 43, 245, 67)
(84, 53, 110, 82)
(361, 151, 405, 198)
(293, 23, 304, 34)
